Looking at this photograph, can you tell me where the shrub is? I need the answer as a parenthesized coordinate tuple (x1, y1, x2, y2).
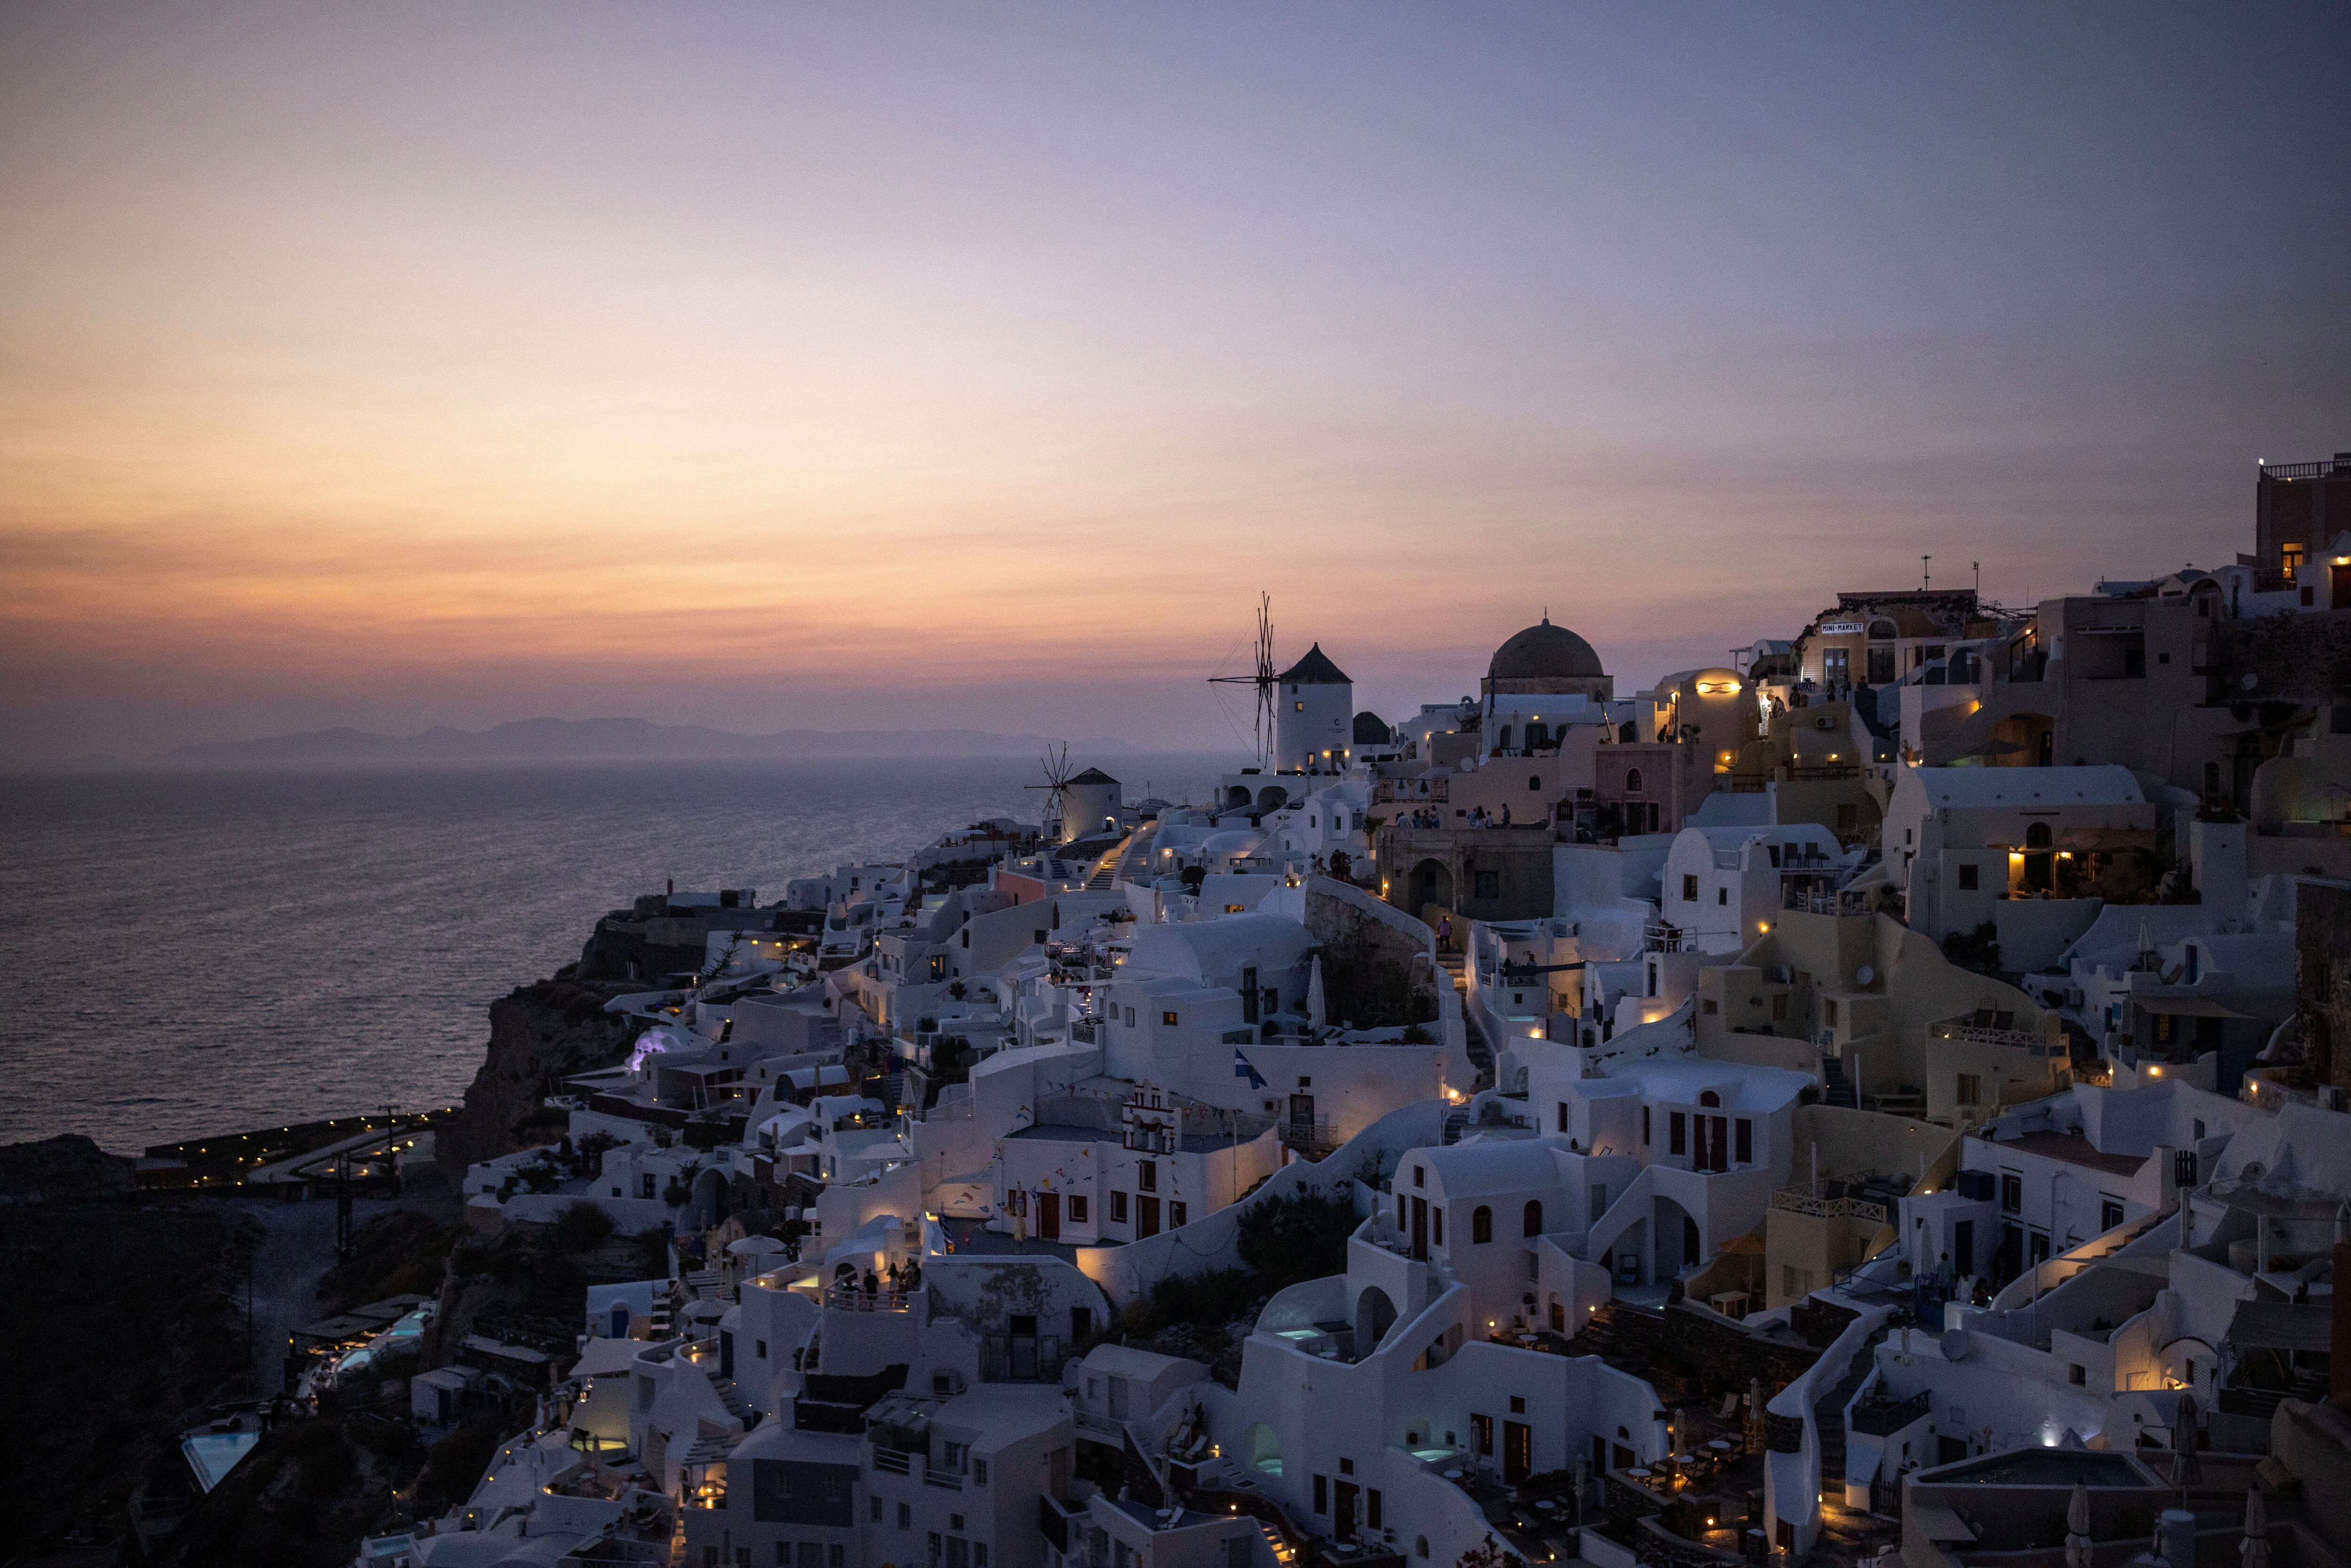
(551, 1201, 615, 1253)
(1237, 1190, 1357, 1289)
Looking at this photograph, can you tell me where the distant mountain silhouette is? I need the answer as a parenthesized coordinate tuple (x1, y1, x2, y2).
(155, 717, 1145, 766)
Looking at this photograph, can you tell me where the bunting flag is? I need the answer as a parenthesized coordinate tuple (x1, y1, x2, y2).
(1233, 1048, 1268, 1090)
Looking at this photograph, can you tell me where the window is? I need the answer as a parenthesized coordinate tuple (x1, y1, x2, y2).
(1111, 1191, 1128, 1223)
(1295, 701, 1306, 712)
(1472, 1206, 1493, 1243)
(898, 1503, 911, 1528)
(1957, 864, 1979, 891)
(1137, 1161, 1157, 1192)
(1628, 768, 1646, 793)
(1340, 1457, 1354, 1475)
(1641, 1107, 1651, 1145)
(1703, 999, 1717, 1015)
(1529, 775, 1542, 791)
(1473, 1413, 1494, 1455)
(1369, 1489, 1384, 1529)
(2069, 1364, 2087, 1386)
(1825, 999, 1839, 1027)
(1170, 1201, 1187, 1228)
(1314, 1475, 1328, 1513)
(1433, 1207, 1444, 1244)
(1670, 1111, 1687, 1156)
(1524, 1199, 1543, 1237)
(1413, 1165, 1425, 1188)
(871, 1497, 882, 1522)
(1161, 1011, 1178, 1026)
(2100, 1199, 2125, 1231)
(2283, 542, 2307, 574)
(1717, 887, 1728, 905)
(1557, 1102, 1570, 1133)
(2000, 1173, 2022, 1213)
(1957, 1074, 1981, 1107)
(973, 1458, 988, 1486)
(1682, 874, 1699, 901)
(1125, 1007, 1136, 1026)
(1735, 1120, 1752, 1164)
(756, 1339, 767, 1359)
(1068, 1195, 1088, 1223)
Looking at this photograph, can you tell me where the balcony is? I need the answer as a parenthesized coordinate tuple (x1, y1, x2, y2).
(1931, 1012, 2049, 1053)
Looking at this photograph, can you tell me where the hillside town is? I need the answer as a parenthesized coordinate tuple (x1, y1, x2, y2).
(173, 457, 2351, 1568)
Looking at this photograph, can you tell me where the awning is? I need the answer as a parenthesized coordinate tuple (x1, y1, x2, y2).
(2225, 1300, 2333, 1353)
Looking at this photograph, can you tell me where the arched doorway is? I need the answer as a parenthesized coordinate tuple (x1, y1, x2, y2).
(1411, 859, 1454, 922)
(1355, 1285, 1398, 1354)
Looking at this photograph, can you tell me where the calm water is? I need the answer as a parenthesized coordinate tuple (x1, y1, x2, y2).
(0, 756, 1232, 1152)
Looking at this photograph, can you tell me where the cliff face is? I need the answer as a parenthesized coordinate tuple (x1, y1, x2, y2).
(435, 977, 640, 1181)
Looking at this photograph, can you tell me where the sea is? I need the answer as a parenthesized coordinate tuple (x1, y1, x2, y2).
(0, 755, 1238, 1153)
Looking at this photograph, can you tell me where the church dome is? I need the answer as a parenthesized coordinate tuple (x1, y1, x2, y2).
(1353, 711, 1393, 745)
(1488, 616, 1603, 682)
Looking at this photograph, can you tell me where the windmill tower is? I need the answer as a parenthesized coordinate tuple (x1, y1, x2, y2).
(1207, 592, 1278, 767)
(1028, 745, 1077, 844)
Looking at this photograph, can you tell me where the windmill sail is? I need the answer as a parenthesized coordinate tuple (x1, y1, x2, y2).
(1208, 592, 1277, 766)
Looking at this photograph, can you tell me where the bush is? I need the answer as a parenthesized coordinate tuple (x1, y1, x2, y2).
(1237, 1190, 1357, 1289)
(551, 1201, 615, 1253)
(414, 1419, 507, 1515)
(1125, 1268, 1261, 1338)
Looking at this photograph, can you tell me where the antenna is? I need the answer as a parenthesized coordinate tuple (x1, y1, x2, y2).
(1026, 744, 1076, 843)
(1922, 554, 1932, 591)
(1207, 592, 1278, 766)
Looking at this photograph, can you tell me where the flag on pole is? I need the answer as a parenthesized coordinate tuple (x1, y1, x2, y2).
(1234, 1048, 1268, 1090)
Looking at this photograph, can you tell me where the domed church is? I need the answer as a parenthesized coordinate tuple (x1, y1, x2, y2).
(1481, 615, 1613, 702)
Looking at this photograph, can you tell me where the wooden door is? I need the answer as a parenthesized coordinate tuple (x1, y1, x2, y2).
(1505, 1421, 1532, 1484)
(1410, 1196, 1428, 1260)
(1137, 1195, 1160, 1238)
(1036, 1190, 1059, 1241)
(1333, 1480, 1359, 1542)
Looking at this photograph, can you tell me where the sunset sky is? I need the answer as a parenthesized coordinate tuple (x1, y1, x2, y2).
(2, 3, 2345, 761)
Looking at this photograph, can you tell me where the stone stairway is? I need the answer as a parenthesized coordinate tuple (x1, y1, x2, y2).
(1813, 1322, 1890, 1500)
(1438, 948, 1495, 1089)
(1820, 1055, 1858, 1109)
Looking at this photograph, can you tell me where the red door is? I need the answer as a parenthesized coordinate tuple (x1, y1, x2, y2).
(1036, 1191, 1059, 1241)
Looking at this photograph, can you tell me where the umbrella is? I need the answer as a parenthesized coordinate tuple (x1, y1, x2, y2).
(1306, 954, 1327, 1028)
(2170, 1395, 2201, 1492)
(2240, 1488, 2270, 1568)
(2065, 1481, 2094, 1568)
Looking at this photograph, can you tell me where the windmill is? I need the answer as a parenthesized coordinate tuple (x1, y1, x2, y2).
(1028, 743, 1077, 843)
(1207, 591, 1278, 766)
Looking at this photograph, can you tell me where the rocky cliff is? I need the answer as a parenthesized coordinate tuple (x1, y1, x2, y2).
(434, 974, 642, 1182)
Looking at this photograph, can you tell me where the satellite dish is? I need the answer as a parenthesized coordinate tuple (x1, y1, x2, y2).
(1941, 1329, 1970, 1362)
(1856, 965, 1875, 987)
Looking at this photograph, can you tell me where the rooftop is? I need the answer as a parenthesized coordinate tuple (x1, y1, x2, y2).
(1981, 1130, 2146, 1179)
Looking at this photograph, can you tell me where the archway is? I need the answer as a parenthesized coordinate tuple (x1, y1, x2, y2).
(1256, 785, 1288, 813)
(1248, 1422, 1283, 1476)
(1225, 785, 1252, 811)
(1653, 1195, 1701, 1281)
(1355, 1285, 1398, 1355)
(1411, 858, 1455, 920)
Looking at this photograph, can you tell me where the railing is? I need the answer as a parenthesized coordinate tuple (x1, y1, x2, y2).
(923, 1467, 963, 1490)
(1768, 1189, 1887, 1224)
(1376, 778, 1450, 804)
(872, 1448, 912, 1476)
(2261, 458, 2351, 480)
(1849, 1388, 1930, 1437)
(1931, 1017, 2045, 1052)
(825, 1286, 914, 1312)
